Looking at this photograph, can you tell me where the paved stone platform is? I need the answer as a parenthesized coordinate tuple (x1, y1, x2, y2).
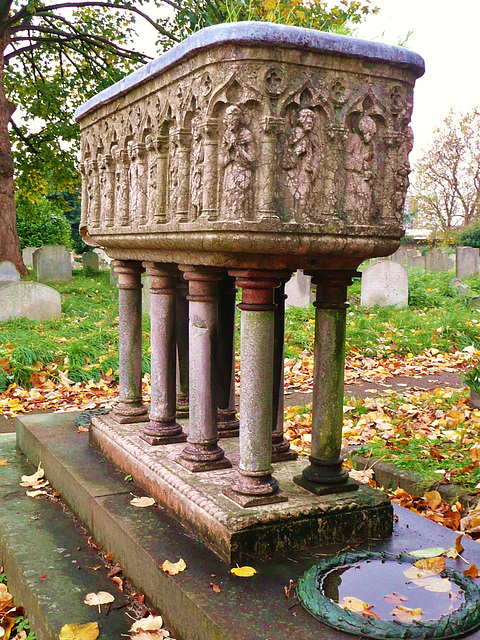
(6, 414, 480, 640)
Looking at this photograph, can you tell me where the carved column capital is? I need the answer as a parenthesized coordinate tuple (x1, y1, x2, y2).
(229, 269, 290, 311)
(179, 265, 224, 302)
(263, 116, 285, 134)
(305, 269, 360, 309)
(201, 117, 219, 138)
(112, 260, 144, 290)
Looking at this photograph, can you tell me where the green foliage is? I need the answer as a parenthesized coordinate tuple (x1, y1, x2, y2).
(15, 195, 72, 249)
(457, 221, 480, 249)
(464, 366, 480, 394)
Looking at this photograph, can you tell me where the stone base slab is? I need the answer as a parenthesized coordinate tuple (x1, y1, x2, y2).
(174, 453, 233, 473)
(139, 431, 188, 445)
(293, 474, 359, 496)
(222, 486, 288, 508)
(90, 414, 393, 564)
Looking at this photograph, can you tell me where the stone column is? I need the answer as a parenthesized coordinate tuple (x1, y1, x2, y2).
(79, 162, 88, 230)
(173, 129, 191, 222)
(130, 142, 148, 226)
(114, 149, 130, 227)
(86, 158, 100, 228)
(175, 275, 189, 418)
(271, 279, 297, 462)
(217, 274, 239, 437)
(110, 260, 148, 424)
(176, 266, 231, 472)
(99, 154, 115, 228)
(141, 263, 187, 445)
(294, 270, 359, 495)
(257, 116, 284, 221)
(224, 270, 289, 507)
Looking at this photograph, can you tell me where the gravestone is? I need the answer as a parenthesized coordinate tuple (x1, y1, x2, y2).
(0, 261, 20, 287)
(0, 282, 61, 321)
(408, 254, 426, 270)
(285, 270, 312, 308)
(35, 245, 72, 283)
(456, 246, 479, 280)
(425, 249, 449, 273)
(22, 247, 37, 269)
(390, 247, 406, 265)
(142, 275, 152, 316)
(361, 262, 408, 308)
(82, 251, 100, 272)
(405, 251, 421, 268)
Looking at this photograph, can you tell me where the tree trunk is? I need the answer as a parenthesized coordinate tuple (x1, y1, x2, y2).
(0, 29, 26, 275)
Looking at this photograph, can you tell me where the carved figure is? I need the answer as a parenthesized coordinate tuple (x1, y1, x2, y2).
(219, 105, 256, 219)
(280, 108, 320, 221)
(394, 126, 414, 215)
(344, 115, 377, 223)
(190, 115, 204, 219)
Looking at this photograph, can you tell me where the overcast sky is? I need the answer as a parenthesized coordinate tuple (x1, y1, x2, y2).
(355, 0, 480, 160)
(135, 0, 480, 162)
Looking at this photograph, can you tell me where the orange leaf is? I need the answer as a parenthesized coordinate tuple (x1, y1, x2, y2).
(463, 564, 479, 579)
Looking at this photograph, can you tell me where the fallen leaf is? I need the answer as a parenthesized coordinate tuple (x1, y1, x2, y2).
(383, 593, 408, 605)
(130, 615, 164, 633)
(78, 425, 89, 433)
(339, 596, 369, 613)
(20, 464, 44, 487)
(446, 535, 465, 559)
(413, 557, 446, 575)
(424, 490, 442, 510)
(463, 564, 479, 579)
(391, 605, 422, 622)
(412, 576, 452, 593)
(26, 489, 48, 498)
(83, 591, 114, 613)
(0, 460, 7, 466)
(107, 563, 122, 579)
(87, 537, 99, 550)
(348, 468, 374, 484)
(0, 583, 13, 614)
(210, 583, 221, 593)
(111, 576, 123, 591)
(362, 606, 380, 620)
(230, 566, 256, 577)
(12, 631, 27, 640)
(105, 552, 115, 564)
(408, 547, 447, 559)
(130, 496, 155, 508)
(161, 559, 186, 575)
(58, 622, 100, 640)
(404, 565, 436, 581)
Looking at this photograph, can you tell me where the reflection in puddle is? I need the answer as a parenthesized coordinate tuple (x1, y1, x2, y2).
(321, 560, 464, 622)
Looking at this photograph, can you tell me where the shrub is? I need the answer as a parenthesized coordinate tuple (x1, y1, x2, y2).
(457, 221, 480, 249)
(16, 195, 72, 249)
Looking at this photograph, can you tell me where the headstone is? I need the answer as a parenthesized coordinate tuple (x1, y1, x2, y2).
(370, 257, 389, 265)
(0, 261, 20, 287)
(390, 248, 406, 265)
(450, 278, 462, 290)
(110, 268, 118, 286)
(425, 249, 449, 273)
(456, 246, 480, 280)
(405, 251, 421, 268)
(22, 247, 37, 269)
(32, 248, 41, 271)
(457, 284, 472, 297)
(361, 262, 408, 308)
(468, 295, 480, 309)
(0, 282, 61, 321)
(82, 252, 100, 272)
(35, 245, 72, 283)
(142, 275, 152, 316)
(285, 270, 312, 308)
(408, 255, 426, 270)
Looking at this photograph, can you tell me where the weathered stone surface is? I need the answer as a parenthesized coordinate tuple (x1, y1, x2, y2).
(0, 261, 20, 287)
(361, 261, 408, 308)
(21, 247, 37, 269)
(457, 246, 479, 280)
(425, 248, 449, 273)
(35, 245, 72, 283)
(0, 282, 61, 321)
(408, 254, 425, 270)
(76, 22, 424, 271)
(285, 270, 312, 308)
(82, 251, 100, 271)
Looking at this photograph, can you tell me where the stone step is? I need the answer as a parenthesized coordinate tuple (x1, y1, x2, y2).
(10, 414, 480, 640)
(0, 433, 132, 640)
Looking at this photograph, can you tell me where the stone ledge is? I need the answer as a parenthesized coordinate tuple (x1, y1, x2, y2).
(89, 414, 393, 563)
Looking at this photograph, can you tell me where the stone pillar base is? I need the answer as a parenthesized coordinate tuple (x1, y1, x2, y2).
(110, 404, 149, 424)
(271, 437, 298, 463)
(223, 487, 288, 508)
(140, 419, 187, 445)
(176, 394, 189, 418)
(175, 442, 232, 473)
(217, 409, 240, 438)
(293, 474, 358, 496)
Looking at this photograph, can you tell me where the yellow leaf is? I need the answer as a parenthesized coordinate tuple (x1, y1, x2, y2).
(20, 464, 44, 487)
(407, 547, 446, 559)
(129, 615, 164, 633)
(130, 496, 155, 508)
(58, 622, 99, 640)
(413, 556, 445, 575)
(339, 596, 368, 612)
(230, 566, 257, 577)
(412, 576, 451, 592)
(463, 563, 479, 579)
(0, 460, 7, 466)
(161, 559, 186, 575)
(424, 490, 442, 510)
(26, 489, 48, 498)
(391, 605, 422, 622)
(446, 534, 465, 558)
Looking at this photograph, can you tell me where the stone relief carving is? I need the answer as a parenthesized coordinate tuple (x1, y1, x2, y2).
(279, 107, 321, 221)
(343, 115, 377, 224)
(219, 105, 256, 219)
(79, 59, 418, 233)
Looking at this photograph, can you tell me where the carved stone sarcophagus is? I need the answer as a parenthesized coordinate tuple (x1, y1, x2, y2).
(75, 22, 424, 270)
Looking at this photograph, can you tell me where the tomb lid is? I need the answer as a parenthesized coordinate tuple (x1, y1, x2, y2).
(75, 21, 425, 121)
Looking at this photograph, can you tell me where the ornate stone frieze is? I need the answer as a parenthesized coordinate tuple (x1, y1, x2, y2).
(76, 23, 424, 268)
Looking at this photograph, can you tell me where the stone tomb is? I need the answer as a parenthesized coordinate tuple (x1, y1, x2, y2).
(35, 245, 72, 283)
(82, 251, 100, 271)
(361, 261, 408, 308)
(74, 23, 424, 562)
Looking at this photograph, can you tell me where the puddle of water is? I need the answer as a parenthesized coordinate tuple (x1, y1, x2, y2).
(321, 559, 463, 622)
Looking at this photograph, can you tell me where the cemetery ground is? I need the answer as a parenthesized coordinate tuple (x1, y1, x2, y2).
(4, 267, 480, 637)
